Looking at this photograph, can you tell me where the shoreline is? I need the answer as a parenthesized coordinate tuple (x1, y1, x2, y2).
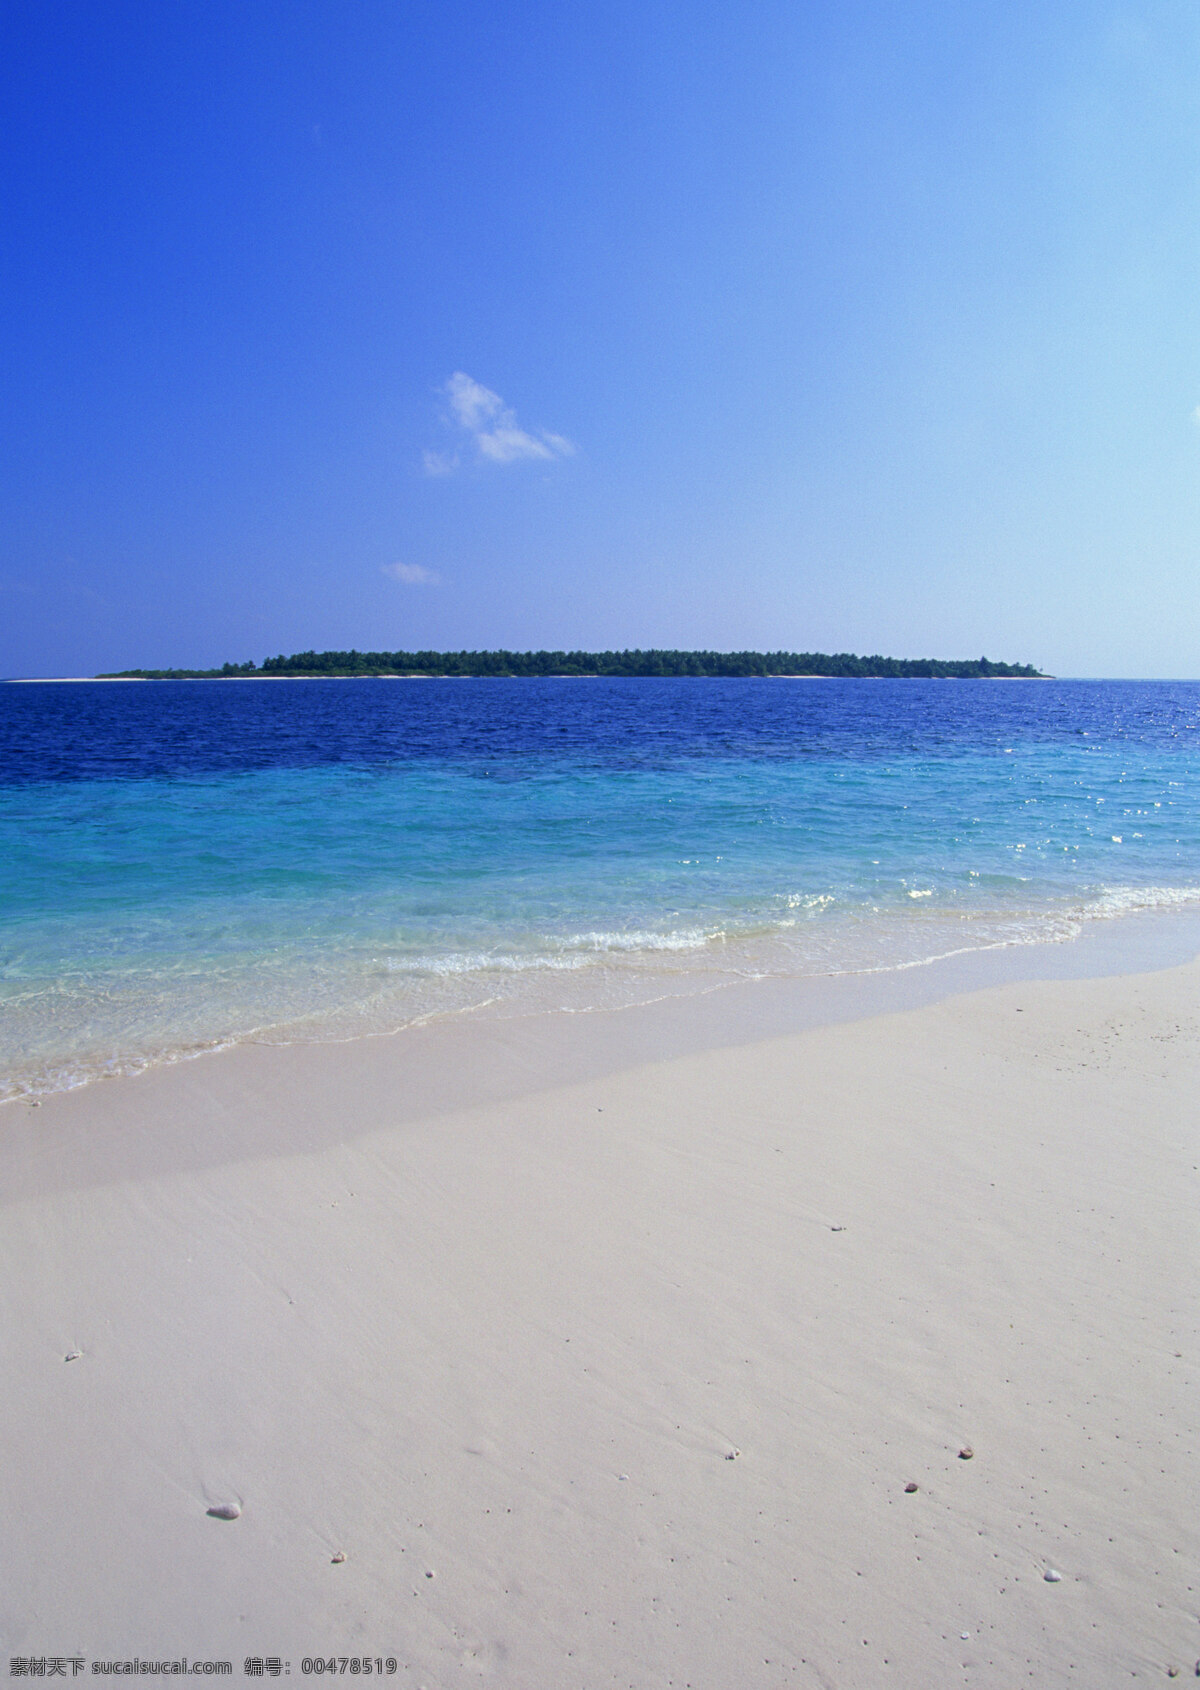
(7, 899, 1200, 1110)
(2, 915, 1197, 1682)
(4, 673, 1058, 683)
(5, 673, 1067, 684)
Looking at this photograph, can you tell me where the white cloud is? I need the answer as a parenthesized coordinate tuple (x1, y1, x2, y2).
(381, 561, 440, 585)
(426, 372, 575, 472)
(446, 372, 504, 432)
(477, 425, 556, 464)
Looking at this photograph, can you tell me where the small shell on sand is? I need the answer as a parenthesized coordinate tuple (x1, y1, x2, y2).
(1043, 1568, 1062, 1583)
(64, 1350, 82, 1363)
(206, 1503, 241, 1521)
(958, 1446, 974, 1460)
(904, 1482, 919, 1493)
(331, 1552, 346, 1564)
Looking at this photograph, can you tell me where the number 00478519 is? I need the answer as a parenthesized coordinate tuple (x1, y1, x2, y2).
(300, 1661, 397, 1675)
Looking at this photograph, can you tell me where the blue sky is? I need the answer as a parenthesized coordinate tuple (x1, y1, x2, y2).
(2, 0, 1199, 676)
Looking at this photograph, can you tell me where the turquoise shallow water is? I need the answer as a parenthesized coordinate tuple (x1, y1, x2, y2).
(2, 677, 1199, 1097)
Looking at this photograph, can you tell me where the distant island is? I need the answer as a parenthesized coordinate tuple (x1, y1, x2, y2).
(101, 648, 1046, 680)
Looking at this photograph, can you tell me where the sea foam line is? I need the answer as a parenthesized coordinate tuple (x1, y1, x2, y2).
(5, 881, 1200, 1104)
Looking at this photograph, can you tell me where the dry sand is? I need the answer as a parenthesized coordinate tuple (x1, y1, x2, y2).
(1, 950, 1197, 1686)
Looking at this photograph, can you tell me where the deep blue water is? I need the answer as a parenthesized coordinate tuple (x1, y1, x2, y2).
(5, 674, 1200, 780)
(3, 677, 1199, 1097)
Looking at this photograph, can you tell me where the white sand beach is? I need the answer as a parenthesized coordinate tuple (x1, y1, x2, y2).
(2, 950, 1197, 1686)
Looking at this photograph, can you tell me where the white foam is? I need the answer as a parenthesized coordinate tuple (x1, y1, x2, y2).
(7, 880, 1200, 1105)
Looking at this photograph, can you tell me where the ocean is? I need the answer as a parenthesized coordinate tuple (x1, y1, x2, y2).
(2, 675, 1199, 1100)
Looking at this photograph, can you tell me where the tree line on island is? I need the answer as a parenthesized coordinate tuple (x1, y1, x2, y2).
(100, 645, 1041, 679)
(102, 648, 1046, 680)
